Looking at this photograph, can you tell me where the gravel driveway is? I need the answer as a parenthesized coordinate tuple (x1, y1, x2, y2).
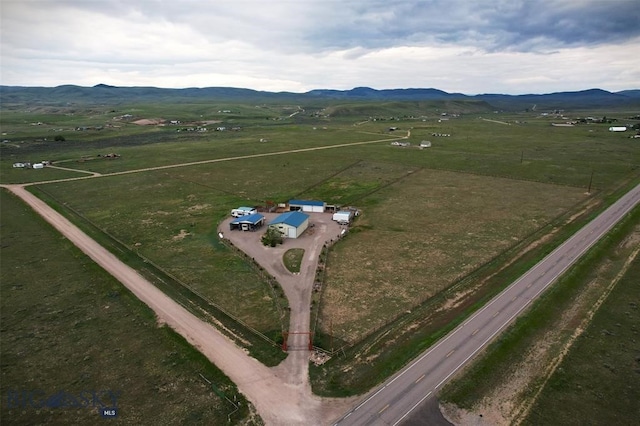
(220, 211, 345, 350)
(6, 185, 356, 425)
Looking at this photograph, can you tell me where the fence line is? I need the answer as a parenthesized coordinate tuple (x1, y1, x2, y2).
(34, 186, 280, 347)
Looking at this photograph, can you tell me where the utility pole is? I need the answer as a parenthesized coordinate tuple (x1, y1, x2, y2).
(587, 170, 594, 194)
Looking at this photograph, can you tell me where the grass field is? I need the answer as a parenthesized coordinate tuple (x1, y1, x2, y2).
(2, 100, 639, 401)
(522, 254, 640, 425)
(33, 170, 285, 335)
(318, 168, 587, 343)
(439, 204, 640, 425)
(0, 189, 257, 425)
(337, 116, 639, 189)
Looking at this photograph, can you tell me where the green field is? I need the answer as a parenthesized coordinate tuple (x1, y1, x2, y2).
(0, 189, 257, 425)
(2, 100, 639, 400)
(33, 170, 286, 335)
(523, 254, 640, 425)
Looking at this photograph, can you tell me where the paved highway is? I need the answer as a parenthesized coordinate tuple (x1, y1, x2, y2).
(334, 183, 640, 426)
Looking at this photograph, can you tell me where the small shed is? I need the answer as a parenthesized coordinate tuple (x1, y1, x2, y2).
(268, 211, 309, 238)
(288, 199, 326, 213)
(229, 213, 265, 231)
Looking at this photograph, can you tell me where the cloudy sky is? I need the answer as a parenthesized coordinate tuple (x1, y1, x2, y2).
(1, 0, 639, 94)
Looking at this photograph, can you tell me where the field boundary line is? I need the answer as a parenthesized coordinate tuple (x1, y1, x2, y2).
(21, 135, 405, 187)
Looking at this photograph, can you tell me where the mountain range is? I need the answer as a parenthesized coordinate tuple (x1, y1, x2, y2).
(1, 84, 639, 111)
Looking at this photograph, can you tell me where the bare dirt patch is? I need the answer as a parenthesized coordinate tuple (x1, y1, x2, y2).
(187, 203, 211, 212)
(172, 229, 192, 241)
(133, 118, 164, 125)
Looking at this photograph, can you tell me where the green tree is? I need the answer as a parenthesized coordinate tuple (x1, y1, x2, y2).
(261, 227, 283, 247)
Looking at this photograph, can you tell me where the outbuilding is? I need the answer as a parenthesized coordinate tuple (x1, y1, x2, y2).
(332, 210, 353, 224)
(609, 126, 627, 132)
(229, 213, 265, 232)
(288, 199, 326, 213)
(268, 211, 309, 239)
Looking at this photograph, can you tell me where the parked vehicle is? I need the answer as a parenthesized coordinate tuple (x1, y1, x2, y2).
(231, 207, 257, 217)
(332, 210, 354, 224)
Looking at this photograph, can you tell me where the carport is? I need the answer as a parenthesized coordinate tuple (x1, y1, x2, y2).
(229, 213, 265, 231)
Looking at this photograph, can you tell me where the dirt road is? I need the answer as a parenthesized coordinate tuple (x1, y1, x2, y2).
(4, 185, 355, 425)
(220, 213, 345, 385)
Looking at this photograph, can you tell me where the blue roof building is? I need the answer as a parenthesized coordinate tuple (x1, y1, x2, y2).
(268, 211, 309, 238)
(229, 213, 265, 231)
(288, 199, 326, 213)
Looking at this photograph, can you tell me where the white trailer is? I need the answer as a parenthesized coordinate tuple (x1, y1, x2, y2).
(332, 210, 354, 224)
(231, 207, 257, 217)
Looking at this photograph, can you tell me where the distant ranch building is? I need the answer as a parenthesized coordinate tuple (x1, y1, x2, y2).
(288, 199, 326, 213)
(229, 213, 265, 232)
(268, 211, 309, 239)
(609, 126, 627, 132)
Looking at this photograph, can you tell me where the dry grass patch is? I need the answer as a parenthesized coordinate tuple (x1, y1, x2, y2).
(321, 169, 586, 343)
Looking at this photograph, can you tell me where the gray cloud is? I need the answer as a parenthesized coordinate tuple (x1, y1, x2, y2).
(1, 0, 638, 93)
(298, 0, 640, 52)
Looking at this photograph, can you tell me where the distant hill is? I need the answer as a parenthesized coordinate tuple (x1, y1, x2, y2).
(1, 84, 638, 110)
(475, 89, 639, 110)
(307, 87, 462, 100)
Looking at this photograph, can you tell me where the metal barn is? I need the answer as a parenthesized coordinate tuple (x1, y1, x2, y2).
(268, 211, 309, 238)
(288, 199, 326, 213)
